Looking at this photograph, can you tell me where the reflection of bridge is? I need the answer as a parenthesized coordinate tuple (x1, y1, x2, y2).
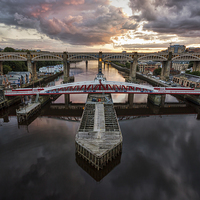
(1, 51, 200, 81)
(1, 102, 199, 124)
(44, 102, 200, 121)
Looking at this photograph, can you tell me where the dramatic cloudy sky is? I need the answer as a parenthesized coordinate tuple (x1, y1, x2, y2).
(0, 0, 200, 52)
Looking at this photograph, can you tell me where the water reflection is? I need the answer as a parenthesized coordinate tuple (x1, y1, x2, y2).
(1, 61, 200, 199)
(76, 153, 122, 182)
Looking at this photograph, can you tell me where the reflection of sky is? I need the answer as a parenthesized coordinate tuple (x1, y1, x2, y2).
(51, 62, 180, 104)
(1, 64, 200, 199)
(54, 61, 127, 103)
(1, 114, 200, 199)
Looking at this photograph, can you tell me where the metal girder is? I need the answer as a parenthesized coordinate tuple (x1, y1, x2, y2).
(4, 80, 200, 96)
(1, 52, 200, 62)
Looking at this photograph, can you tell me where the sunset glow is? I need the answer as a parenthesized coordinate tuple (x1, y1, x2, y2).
(0, 0, 200, 52)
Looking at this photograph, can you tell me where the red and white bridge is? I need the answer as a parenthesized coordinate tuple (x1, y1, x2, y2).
(4, 76, 200, 96)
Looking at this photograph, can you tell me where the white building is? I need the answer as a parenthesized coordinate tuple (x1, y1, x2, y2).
(39, 65, 63, 74)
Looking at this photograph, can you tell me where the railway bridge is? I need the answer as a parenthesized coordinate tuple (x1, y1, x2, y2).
(1, 51, 200, 81)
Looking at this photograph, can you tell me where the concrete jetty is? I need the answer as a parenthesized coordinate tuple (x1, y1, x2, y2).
(75, 93, 122, 170)
(16, 102, 41, 123)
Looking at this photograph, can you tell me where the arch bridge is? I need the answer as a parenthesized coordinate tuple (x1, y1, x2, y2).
(1, 51, 200, 81)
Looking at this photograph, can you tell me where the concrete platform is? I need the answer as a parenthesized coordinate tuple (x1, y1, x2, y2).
(75, 94, 122, 170)
(16, 102, 41, 122)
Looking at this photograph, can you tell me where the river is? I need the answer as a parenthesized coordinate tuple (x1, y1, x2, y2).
(0, 61, 200, 200)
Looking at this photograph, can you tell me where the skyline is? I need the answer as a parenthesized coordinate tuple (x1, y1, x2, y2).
(0, 0, 200, 52)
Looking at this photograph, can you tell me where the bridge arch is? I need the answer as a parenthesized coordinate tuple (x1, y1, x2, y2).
(32, 54, 63, 61)
(172, 54, 200, 61)
(138, 54, 168, 61)
(0, 53, 27, 61)
(68, 54, 98, 61)
(103, 54, 133, 61)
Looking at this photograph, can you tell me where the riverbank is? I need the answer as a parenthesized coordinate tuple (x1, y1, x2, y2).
(0, 71, 63, 110)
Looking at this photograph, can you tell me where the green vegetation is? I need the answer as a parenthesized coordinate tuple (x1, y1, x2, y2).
(188, 61, 193, 68)
(113, 61, 131, 68)
(153, 67, 162, 76)
(186, 71, 200, 76)
(112, 61, 140, 71)
(3, 61, 27, 72)
(3, 65, 12, 74)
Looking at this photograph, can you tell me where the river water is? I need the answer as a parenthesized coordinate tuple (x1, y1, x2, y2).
(1, 61, 200, 200)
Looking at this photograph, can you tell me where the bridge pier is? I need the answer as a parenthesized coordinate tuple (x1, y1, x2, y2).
(0, 61, 3, 75)
(63, 52, 70, 83)
(65, 94, 70, 108)
(148, 94, 166, 106)
(161, 52, 172, 81)
(32, 61, 37, 81)
(129, 52, 137, 82)
(86, 60, 88, 68)
(27, 51, 32, 74)
(193, 61, 200, 71)
(128, 94, 134, 107)
(98, 51, 102, 73)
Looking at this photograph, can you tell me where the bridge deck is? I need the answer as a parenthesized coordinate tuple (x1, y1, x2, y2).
(75, 94, 122, 170)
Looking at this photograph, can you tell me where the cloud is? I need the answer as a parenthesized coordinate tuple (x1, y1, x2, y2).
(129, 0, 200, 37)
(0, 0, 135, 46)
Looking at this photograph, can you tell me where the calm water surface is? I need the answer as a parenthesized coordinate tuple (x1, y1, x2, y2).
(0, 61, 200, 200)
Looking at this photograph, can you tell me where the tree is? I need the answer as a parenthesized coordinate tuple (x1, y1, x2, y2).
(153, 67, 162, 76)
(3, 65, 12, 74)
(188, 61, 193, 68)
(4, 47, 15, 52)
(125, 62, 130, 69)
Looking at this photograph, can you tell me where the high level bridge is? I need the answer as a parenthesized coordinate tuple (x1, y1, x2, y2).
(1, 51, 200, 81)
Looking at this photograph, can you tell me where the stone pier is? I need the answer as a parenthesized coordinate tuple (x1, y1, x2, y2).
(63, 52, 70, 83)
(27, 51, 32, 74)
(193, 61, 200, 71)
(148, 94, 166, 106)
(128, 94, 134, 108)
(129, 52, 137, 82)
(0, 61, 3, 75)
(65, 94, 70, 108)
(32, 62, 38, 81)
(161, 52, 172, 81)
(86, 60, 88, 68)
(98, 51, 102, 72)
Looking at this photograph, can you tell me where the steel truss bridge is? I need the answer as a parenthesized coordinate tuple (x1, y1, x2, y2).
(4, 79, 200, 96)
(1, 51, 200, 62)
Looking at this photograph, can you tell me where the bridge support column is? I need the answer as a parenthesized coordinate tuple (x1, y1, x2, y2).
(3, 115, 9, 123)
(128, 94, 134, 107)
(63, 52, 70, 83)
(0, 61, 3, 75)
(86, 60, 88, 68)
(148, 94, 166, 106)
(32, 62, 37, 81)
(27, 51, 32, 74)
(129, 52, 137, 82)
(193, 61, 200, 71)
(104, 62, 106, 69)
(98, 51, 102, 73)
(65, 94, 70, 108)
(161, 52, 172, 81)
